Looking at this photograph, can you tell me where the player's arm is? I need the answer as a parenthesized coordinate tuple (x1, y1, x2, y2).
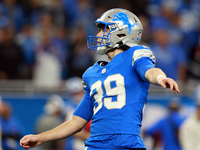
(145, 68, 180, 94)
(20, 86, 93, 149)
(132, 46, 179, 94)
(20, 115, 88, 149)
(73, 127, 91, 141)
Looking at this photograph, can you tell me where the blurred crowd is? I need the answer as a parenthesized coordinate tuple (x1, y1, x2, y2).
(0, 0, 199, 88)
(0, 0, 200, 87)
(0, 1, 199, 149)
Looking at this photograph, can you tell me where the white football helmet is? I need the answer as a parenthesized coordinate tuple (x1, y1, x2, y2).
(87, 8, 143, 55)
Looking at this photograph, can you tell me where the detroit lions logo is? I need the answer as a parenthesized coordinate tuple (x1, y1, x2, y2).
(112, 12, 138, 34)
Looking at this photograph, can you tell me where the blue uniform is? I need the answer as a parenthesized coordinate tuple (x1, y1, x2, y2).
(145, 111, 186, 150)
(73, 45, 156, 149)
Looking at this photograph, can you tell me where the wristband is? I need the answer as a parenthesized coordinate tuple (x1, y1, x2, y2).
(157, 75, 166, 84)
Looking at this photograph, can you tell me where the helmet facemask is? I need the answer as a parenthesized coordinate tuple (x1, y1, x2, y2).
(87, 22, 117, 55)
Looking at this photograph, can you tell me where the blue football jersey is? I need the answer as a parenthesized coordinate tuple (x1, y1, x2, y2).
(73, 45, 155, 148)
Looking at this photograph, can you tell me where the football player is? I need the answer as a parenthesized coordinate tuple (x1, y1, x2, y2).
(20, 8, 179, 150)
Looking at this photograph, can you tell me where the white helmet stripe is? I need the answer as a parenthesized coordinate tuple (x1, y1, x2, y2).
(132, 49, 156, 66)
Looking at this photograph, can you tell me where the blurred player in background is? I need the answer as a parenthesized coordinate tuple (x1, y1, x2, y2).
(34, 95, 65, 150)
(0, 101, 24, 150)
(179, 84, 200, 150)
(64, 76, 91, 150)
(20, 8, 179, 150)
(144, 97, 185, 150)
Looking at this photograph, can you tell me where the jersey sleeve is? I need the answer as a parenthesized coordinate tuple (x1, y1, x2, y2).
(73, 85, 93, 122)
(132, 46, 156, 81)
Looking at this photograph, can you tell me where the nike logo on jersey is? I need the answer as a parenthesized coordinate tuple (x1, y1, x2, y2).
(102, 68, 106, 74)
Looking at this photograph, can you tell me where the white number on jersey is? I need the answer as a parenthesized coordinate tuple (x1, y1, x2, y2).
(90, 74, 126, 115)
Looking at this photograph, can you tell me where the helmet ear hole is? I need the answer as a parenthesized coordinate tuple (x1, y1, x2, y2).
(117, 34, 126, 38)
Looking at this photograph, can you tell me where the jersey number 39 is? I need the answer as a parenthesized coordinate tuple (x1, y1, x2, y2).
(90, 74, 126, 115)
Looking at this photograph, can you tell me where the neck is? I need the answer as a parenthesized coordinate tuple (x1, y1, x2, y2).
(107, 49, 124, 62)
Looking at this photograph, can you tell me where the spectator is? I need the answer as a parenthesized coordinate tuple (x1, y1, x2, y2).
(32, 13, 56, 41)
(62, 0, 95, 35)
(149, 21, 187, 83)
(40, 0, 66, 27)
(177, 0, 200, 56)
(67, 26, 95, 78)
(0, 26, 25, 80)
(51, 26, 69, 79)
(0, 0, 25, 32)
(144, 98, 186, 150)
(22, 0, 43, 25)
(16, 24, 38, 79)
(0, 101, 24, 150)
(187, 36, 200, 80)
(179, 84, 200, 150)
(33, 29, 63, 88)
(138, 15, 152, 46)
(0, 28, 3, 44)
(0, 7, 9, 28)
(159, 3, 184, 46)
(35, 95, 65, 150)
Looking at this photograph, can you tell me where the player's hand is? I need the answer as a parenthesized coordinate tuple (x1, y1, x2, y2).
(158, 77, 180, 94)
(20, 134, 42, 149)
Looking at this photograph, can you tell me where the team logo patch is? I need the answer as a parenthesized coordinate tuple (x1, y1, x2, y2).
(112, 12, 138, 34)
(137, 32, 142, 41)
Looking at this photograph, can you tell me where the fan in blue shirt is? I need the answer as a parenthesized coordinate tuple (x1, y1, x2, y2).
(20, 8, 180, 150)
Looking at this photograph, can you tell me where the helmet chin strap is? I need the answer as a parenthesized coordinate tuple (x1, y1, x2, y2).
(97, 43, 120, 55)
(97, 46, 108, 55)
(113, 43, 120, 48)
(97, 38, 111, 55)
